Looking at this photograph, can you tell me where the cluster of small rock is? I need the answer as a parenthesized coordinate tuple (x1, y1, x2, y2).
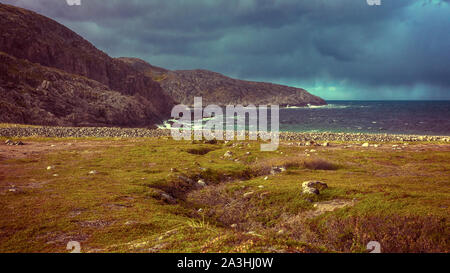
(280, 132, 449, 143)
(0, 127, 171, 138)
(4, 139, 24, 146)
(1, 126, 448, 142)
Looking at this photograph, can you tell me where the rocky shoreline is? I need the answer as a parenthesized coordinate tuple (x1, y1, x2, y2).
(1, 126, 449, 143)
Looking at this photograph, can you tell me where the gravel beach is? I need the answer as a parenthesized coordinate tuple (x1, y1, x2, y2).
(1, 126, 449, 143)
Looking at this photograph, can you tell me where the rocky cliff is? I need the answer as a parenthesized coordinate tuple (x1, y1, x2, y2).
(0, 3, 174, 126)
(0, 52, 162, 127)
(118, 58, 327, 107)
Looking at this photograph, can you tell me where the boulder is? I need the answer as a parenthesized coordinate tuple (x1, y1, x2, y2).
(224, 151, 233, 158)
(270, 166, 286, 175)
(302, 181, 328, 195)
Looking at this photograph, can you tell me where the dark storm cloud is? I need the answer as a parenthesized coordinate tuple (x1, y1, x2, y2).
(2, 0, 450, 99)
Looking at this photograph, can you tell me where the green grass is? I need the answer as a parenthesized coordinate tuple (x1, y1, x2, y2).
(0, 137, 448, 253)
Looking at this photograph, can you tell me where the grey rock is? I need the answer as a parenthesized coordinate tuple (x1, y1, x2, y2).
(178, 175, 194, 184)
(160, 192, 176, 204)
(270, 166, 286, 175)
(302, 181, 328, 195)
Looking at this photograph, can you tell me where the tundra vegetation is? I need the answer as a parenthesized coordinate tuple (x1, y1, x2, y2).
(0, 128, 448, 253)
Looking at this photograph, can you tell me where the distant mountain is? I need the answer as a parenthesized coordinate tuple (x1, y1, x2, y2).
(0, 3, 174, 127)
(118, 58, 327, 107)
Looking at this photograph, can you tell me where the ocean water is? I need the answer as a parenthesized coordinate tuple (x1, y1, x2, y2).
(161, 101, 450, 136)
(280, 101, 450, 135)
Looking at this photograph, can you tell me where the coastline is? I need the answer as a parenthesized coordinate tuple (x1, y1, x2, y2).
(0, 125, 449, 143)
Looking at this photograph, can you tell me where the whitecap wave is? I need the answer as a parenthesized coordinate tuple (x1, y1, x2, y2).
(307, 104, 350, 109)
(283, 104, 353, 109)
(283, 106, 303, 109)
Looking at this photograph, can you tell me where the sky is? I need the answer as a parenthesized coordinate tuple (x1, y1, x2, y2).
(3, 0, 450, 100)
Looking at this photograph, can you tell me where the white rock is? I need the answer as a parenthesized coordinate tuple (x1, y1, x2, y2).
(197, 179, 207, 187)
(243, 191, 254, 198)
(362, 143, 370, 147)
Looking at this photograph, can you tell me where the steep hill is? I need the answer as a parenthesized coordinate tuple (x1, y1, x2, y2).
(118, 58, 327, 106)
(0, 3, 174, 126)
(0, 52, 160, 127)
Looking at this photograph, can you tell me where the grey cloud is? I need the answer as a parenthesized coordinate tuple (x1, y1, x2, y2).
(2, 0, 449, 99)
